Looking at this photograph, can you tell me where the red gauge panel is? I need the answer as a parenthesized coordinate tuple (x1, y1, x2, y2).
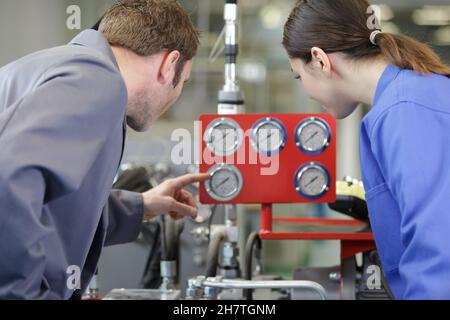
(199, 114, 336, 204)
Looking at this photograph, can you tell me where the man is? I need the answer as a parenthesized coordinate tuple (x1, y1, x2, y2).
(0, 0, 208, 299)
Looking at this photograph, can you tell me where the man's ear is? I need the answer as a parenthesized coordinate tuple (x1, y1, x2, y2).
(310, 47, 332, 77)
(157, 50, 181, 85)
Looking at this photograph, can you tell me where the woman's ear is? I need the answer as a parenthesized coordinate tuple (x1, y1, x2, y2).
(310, 47, 332, 78)
(158, 50, 181, 85)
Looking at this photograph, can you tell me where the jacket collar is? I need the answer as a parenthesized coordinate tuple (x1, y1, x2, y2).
(69, 30, 119, 70)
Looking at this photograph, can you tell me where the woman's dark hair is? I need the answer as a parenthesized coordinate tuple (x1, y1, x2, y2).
(283, 0, 450, 77)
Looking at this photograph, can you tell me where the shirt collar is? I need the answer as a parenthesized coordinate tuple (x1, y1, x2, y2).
(69, 30, 120, 70)
(373, 64, 401, 106)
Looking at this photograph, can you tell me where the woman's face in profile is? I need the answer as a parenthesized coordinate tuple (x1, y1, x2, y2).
(289, 56, 359, 120)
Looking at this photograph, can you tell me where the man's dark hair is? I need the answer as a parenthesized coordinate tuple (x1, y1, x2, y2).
(99, 0, 200, 86)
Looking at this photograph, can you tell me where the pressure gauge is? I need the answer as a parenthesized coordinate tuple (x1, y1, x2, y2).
(204, 118, 244, 156)
(250, 117, 287, 156)
(205, 164, 243, 202)
(295, 117, 331, 155)
(295, 162, 330, 199)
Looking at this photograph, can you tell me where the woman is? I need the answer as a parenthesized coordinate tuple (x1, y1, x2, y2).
(283, 0, 450, 299)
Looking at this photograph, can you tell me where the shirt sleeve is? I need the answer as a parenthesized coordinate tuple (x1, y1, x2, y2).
(103, 190, 144, 246)
(371, 102, 450, 299)
(0, 54, 127, 299)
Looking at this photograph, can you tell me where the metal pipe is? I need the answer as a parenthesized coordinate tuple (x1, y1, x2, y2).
(160, 260, 177, 291)
(223, 1, 238, 85)
(202, 279, 327, 300)
(225, 204, 237, 228)
(216, 0, 244, 282)
(219, 0, 244, 116)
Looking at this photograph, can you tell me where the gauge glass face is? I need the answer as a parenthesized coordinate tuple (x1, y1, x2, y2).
(252, 119, 286, 154)
(296, 164, 329, 198)
(204, 118, 243, 156)
(211, 170, 238, 198)
(297, 119, 330, 154)
(206, 164, 243, 201)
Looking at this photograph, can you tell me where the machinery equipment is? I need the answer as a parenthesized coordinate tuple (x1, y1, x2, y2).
(188, 0, 389, 301)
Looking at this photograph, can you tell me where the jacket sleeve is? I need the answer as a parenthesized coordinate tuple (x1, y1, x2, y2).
(0, 54, 127, 299)
(371, 102, 450, 299)
(104, 190, 144, 246)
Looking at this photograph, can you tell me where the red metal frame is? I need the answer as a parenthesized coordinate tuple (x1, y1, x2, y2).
(259, 204, 375, 260)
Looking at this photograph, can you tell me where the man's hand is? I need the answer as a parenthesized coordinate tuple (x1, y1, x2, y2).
(142, 173, 210, 221)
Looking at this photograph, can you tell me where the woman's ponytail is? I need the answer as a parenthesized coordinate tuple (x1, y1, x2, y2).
(283, 0, 450, 78)
(376, 33, 450, 77)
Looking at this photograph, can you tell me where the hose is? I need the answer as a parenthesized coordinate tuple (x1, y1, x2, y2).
(205, 228, 227, 277)
(244, 232, 262, 300)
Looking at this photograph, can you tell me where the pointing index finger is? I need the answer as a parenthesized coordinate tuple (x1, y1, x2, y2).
(171, 173, 211, 189)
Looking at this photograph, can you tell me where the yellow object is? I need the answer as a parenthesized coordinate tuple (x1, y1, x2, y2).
(336, 180, 366, 200)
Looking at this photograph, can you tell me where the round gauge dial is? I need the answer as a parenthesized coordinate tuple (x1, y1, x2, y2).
(204, 118, 244, 156)
(205, 164, 243, 202)
(250, 117, 287, 156)
(295, 117, 331, 155)
(295, 163, 330, 199)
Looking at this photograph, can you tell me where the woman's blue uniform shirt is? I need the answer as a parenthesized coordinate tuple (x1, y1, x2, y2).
(360, 64, 450, 299)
